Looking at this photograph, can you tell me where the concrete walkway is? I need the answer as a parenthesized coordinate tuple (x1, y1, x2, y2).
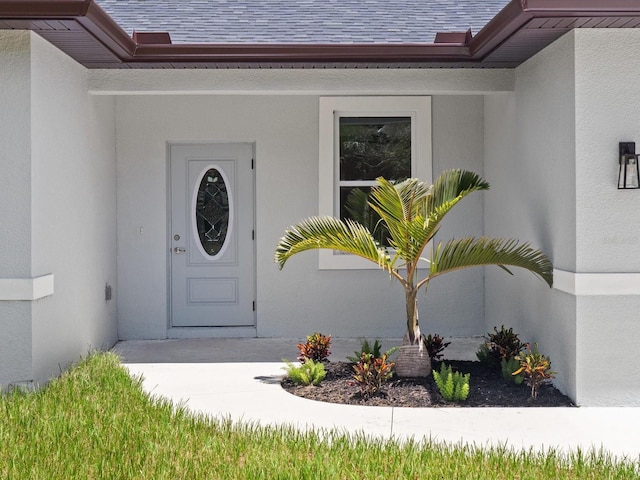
(113, 338, 640, 460)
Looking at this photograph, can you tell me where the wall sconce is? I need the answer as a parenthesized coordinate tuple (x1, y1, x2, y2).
(619, 142, 640, 189)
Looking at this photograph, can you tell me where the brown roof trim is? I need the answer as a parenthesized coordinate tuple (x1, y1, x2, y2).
(1, 0, 640, 68)
(0, 0, 135, 60)
(0, 0, 92, 17)
(132, 44, 472, 64)
(470, 0, 640, 60)
(76, 0, 135, 58)
(522, 0, 640, 14)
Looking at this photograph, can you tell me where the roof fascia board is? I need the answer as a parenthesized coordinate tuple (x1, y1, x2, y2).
(469, 0, 532, 59)
(522, 0, 640, 15)
(0, 0, 135, 58)
(132, 44, 472, 64)
(469, 0, 640, 61)
(76, 0, 135, 58)
(0, 0, 92, 17)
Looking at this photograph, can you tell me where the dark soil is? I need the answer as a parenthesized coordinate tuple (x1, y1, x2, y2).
(281, 360, 575, 407)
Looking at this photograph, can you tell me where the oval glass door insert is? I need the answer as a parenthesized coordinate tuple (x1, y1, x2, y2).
(194, 167, 231, 258)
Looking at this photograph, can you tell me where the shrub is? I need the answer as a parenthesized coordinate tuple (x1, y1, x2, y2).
(477, 325, 525, 368)
(501, 357, 524, 385)
(352, 353, 394, 398)
(489, 325, 526, 359)
(513, 343, 556, 399)
(283, 359, 326, 386)
(423, 334, 451, 361)
(347, 339, 398, 364)
(475, 343, 494, 366)
(432, 363, 470, 402)
(297, 332, 331, 363)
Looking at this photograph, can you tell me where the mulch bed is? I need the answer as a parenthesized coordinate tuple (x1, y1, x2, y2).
(281, 360, 575, 407)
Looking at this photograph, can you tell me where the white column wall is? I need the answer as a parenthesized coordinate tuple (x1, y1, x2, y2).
(572, 29, 640, 405)
(116, 94, 485, 340)
(0, 31, 117, 388)
(29, 34, 118, 384)
(484, 32, 578, 400)
(0, 31, 35, 386)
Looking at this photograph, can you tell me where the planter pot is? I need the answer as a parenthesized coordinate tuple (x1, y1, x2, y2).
(394, 345, 432, 378)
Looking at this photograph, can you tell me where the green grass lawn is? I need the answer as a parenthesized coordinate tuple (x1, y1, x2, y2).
(0, 353, 638, 479)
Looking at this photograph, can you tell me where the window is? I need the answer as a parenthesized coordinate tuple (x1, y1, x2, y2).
(319, 96, 432, 269)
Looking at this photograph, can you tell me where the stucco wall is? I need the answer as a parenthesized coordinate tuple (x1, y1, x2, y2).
(484, 32, 578, 400)
(572, 29, 640, 405)
(0, 31, 35, 386)
(0, 32, 117, 388)
(29, 33, 118, 384)
(485, 28, 640, 405)
(116, 93, 485, 340)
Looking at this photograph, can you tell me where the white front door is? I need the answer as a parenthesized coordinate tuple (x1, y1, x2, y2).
(170, 143, 255, 328)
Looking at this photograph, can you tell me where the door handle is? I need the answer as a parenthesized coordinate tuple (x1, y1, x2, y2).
(174, 247, 186, 254)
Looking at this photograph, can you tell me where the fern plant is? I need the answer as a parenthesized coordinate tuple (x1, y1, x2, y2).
(501, 357, 524, 385)
(283, 359, 326, 386)
(432, 363, 470, 402)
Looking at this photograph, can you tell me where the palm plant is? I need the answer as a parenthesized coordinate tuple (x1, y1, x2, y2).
(275, 170, 553, 375)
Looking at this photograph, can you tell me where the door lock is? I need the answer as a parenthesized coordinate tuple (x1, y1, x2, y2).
(174, 247, 186, 254)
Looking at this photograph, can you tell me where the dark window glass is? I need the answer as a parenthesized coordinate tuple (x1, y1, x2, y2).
(338, 116, 411, 247)
(339, 116, 411, 181)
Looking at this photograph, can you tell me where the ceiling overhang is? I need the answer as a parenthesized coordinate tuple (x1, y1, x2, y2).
(1, 0, 640, 68)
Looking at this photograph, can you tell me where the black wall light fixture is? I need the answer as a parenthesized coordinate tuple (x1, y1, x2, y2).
(619, 142, 640, 189)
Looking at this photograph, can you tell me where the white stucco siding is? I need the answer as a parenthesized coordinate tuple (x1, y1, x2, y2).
(116, 94, 485, 340)
(0, 31, 34, 386)
(90, 68, 515, 96)
(576, 296, 640, 406)
(484, 32, 578, 400)
(574, 29, 640, 273)
(0, 31, 32, 278)
(571, 29, 640, 405)
(29, 33, 118, 384)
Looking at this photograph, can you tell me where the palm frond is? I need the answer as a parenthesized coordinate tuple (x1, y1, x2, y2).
(427, 236, 553, 288)
(368, 178, 431, 264)
(428, 169, 490, 216)
(369, 177, 429, 227)
(275, 216, 390, 270)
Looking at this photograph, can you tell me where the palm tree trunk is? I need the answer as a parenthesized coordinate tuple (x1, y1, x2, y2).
(397, 287, 431, 377)
(404, 288, 421, 345)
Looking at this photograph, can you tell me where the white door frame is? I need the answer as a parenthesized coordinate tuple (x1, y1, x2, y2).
(167, 142, 257, 338)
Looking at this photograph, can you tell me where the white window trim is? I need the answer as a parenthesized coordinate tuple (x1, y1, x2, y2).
(319, 96, 432, 270)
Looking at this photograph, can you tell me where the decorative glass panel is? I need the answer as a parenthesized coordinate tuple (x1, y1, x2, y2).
(195, 168, 230, 257)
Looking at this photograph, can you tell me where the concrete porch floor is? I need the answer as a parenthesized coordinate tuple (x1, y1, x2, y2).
(112, 337, 640, 461)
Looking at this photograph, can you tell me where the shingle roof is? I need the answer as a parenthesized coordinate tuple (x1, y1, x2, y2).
(96, 0, 510, 44)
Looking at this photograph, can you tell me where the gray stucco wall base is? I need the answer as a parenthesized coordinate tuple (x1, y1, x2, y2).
(486, 29, 640, 405)
(0, 31, 118, 389)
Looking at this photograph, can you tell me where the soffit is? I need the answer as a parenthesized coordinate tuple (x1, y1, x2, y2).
(1, 0, 640, 69)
